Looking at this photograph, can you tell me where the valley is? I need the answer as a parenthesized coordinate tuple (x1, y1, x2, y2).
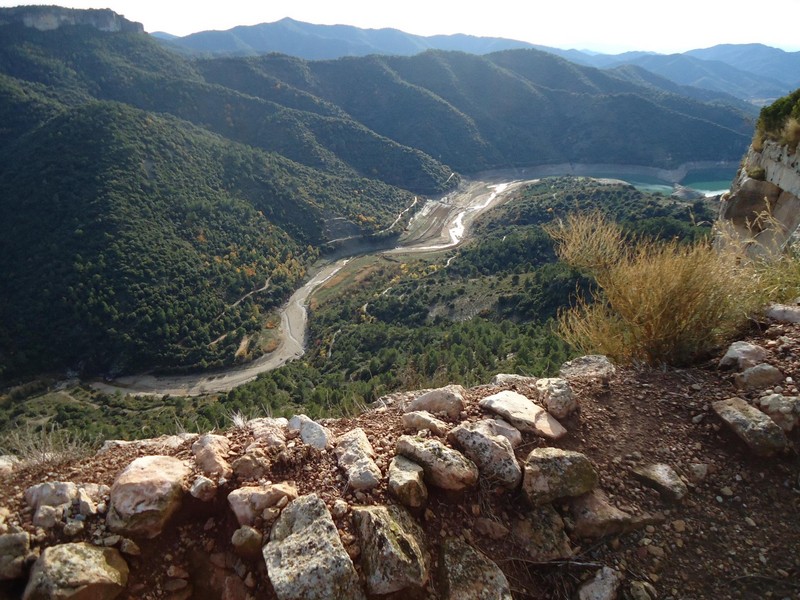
(90, 176, 538, 396)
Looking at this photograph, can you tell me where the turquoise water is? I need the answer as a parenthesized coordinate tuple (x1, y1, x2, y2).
(586, 168, 736, 197)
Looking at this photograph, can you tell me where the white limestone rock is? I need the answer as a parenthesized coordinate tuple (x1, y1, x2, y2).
(249, 417, 288, 449)
(406, 385, 465, 420)
(765, 303, 800, 323)
(439, 537, 512, 600)
(758, 393, 800, 431)
(22, 542, 129, 600)
(190, 475, 217, 502)
(560, 355, 616, 383)
(713, 397, 788, 457)
(522, 448, 598, 506)
(630, 463, 688, 501)
(402, 411, 450, 436)
(227, 482, 298, 527)
(734, 363, 784, 390)
(447, 420, 522, 490)
(535, 377, 578, 419)
(396, 435, 478, 491)
(264, 494, 365, 600)
(719, 341, 769, 371)
(491, 374, 538, 386)
(353, 504, 429, 595)
(388, 456, 428, 509)
(334, 428, 382, 491)
(191, 433, 232, 478)
(288, 414, 333, 450)
(511, 504, 572, 561)
(479, 390, 567, 440)
(106, 455, 191, 538)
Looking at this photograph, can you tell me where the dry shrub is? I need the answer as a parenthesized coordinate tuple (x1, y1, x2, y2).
(781, 117, 800, 152)
(0, 423, 98, 467)
(547, 213, 762, 366)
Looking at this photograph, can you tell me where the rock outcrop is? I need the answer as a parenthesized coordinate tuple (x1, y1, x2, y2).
(0, 6, 143, 33)
(719, 140, 800, 255)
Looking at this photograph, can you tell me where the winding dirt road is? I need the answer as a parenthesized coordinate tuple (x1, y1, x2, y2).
(90, 177, 534, 397)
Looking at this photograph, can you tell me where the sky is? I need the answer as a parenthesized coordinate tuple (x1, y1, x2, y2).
(2, 0, 799, 54)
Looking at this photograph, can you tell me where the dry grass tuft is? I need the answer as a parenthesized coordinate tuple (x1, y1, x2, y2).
(0, 423, 98, 467)
(781, 117, 800, 152)
(547, 213, 764, 366)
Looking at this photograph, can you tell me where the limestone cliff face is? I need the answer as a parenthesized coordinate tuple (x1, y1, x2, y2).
(720, 140, 800, 253)
(0, 6, 143, 34)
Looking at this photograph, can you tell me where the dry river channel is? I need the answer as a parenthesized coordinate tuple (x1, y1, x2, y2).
(90, 177, 535, 397)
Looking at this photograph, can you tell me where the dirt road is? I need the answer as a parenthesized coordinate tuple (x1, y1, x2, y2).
(90, 177, 535, 397)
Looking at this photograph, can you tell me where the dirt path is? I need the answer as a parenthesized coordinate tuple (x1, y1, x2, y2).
(90, 177, 535, 397)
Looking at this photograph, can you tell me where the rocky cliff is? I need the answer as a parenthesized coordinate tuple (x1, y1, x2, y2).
(720, 140, 800, 254)
(1, 313, 799, 600)
(0, 6, 143, 33)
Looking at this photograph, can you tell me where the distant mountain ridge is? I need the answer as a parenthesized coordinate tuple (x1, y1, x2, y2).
(164, 17, 535, 60)
(158, 18, 799, 103)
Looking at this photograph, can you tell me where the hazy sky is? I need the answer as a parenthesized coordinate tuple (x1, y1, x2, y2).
(2, 0, 799, 54)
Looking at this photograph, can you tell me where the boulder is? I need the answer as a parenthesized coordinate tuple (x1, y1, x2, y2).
(334, 428, 382, 491)
(765, 303, 800, 323)
(23, 542, 129, 600)
(0, 532, 33, 580)
(388, 456, 428, 509)
(479, 390, 567, 440)
(191, 434, 232, 478)
(559, 355, 616, 383)
(758, 393, 800, 432)
(439, 537, 512, 600)
(734, 363, 784, 390)
(402, 411, 450, 436)
(406, 385, 465, 420)
(396, 435, 478, 491)
(106, 455, 190, 538)
(577, 566, 624, 600)
(511, 504, 572, 561)
(719, 341, 768, 371)
(712, 397, 788, 456)
(447, 420, 522, 489)
(522, 448, 597, 506)
(264, 494, 365, 600)
(227, 482, 298, 527)
(353, 504, 428, 595)
(288, 414, 333, 450)
(569, 489, 636, 538)
(535, 377, 578, 419)
(631, 463, 688, 501)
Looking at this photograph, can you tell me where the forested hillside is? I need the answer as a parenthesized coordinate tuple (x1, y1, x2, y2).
(0, 9, 752, 381)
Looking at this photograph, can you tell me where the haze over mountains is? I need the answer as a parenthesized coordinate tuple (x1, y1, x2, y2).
(0, 5, 772, 380)
(157, 18, 800, 104)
